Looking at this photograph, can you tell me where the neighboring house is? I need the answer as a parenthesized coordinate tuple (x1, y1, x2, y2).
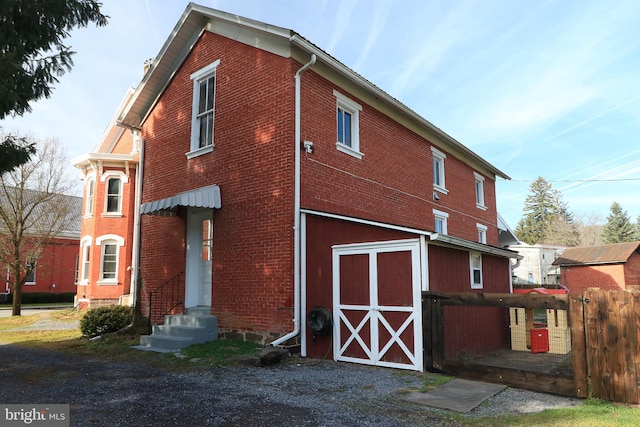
(552, 241, 640, 294)
(1, 191, 81, 296)
(509, 243, 567, 286)
(80, 4, 519, 371)
(71, 88, 140, 308)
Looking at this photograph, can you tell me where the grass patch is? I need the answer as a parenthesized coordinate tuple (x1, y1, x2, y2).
(0, 315, 37, 331)
(418, 373, 454, 393)
(463, 398, 640, 426)
(179, 338, 262, 366)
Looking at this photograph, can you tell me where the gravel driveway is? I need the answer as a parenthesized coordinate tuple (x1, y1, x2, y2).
(0, 314, 582, 426)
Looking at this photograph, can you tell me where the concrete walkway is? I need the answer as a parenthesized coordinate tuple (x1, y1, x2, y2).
(400, 378, 507, 412)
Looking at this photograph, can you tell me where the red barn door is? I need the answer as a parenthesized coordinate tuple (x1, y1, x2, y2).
(332, 239, 422, 371)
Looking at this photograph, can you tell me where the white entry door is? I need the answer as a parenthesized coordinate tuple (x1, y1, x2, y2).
(185, 209, 213, 308)
(333, 239, 423, 371)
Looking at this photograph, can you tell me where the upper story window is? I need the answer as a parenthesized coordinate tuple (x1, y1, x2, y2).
(333, 90, 363, 159)
(470, 252, 483, 289)
(96, 235, 124, 284)
(85, 176, 95, 216)
(477, 223, 488, 244)
(106, 178, 122, 213)
(432, 147, 448, 194)
(474, 172, 486, 210)
(188, 60, 220, 159)
(433, 209, 449, 235)
(101, 171, 128, 216)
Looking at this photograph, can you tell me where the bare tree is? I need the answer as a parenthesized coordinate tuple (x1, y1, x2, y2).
(0, 134, 79, 315)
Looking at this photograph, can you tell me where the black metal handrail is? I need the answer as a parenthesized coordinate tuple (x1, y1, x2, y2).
(148, 271, 185, 325)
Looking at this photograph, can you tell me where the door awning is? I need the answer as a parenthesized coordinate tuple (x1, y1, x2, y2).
(140, 185, 221, 216)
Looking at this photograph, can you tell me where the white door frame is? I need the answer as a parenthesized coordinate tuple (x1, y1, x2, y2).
(332, 239, 423, 371)
(185, 208, 213, 308)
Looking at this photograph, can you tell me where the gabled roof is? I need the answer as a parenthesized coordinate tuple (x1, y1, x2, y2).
(552, 242, 640, 267)
(118, 2, 509, 181)
(0, 188, 81, 239)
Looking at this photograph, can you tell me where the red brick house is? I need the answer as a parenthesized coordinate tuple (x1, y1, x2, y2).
(552, 241, 640, 294)
(71, 89, 140, 308)
(82, 4, 519, 370)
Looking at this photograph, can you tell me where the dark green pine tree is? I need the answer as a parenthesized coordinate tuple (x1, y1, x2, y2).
(515, 177, 557, 244)
(602, 202, 634, 244)
(0, 0, 107, 174)
(635, 215, 640, 241)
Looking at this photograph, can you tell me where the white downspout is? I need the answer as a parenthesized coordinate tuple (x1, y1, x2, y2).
(130, 133, 144, 308)
(271, 53, 316, 347)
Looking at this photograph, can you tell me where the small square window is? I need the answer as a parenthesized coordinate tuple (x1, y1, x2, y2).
(433, 209, 449, 235)
(477, 223, 487, 244)
(334, 90, 363, 159)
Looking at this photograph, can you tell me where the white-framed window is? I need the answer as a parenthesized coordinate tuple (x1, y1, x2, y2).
(24, 257, 36, 285)
(432, 147, 448, 194)
(80, 236, 92, 284)
(188, 59, 220, 159)
(474, 172, 486, 210)
(96, 235, 125, 284)
(470, 252, 483, 289)
(85, 175, 95, 216)
(333, 90, 363, 159)
(106, 177, 122, 213)
(100, 170, 128, 216)
(477, 223, 488, 244)
(433, 209, 449, 235)
(74, 254, 79, 284)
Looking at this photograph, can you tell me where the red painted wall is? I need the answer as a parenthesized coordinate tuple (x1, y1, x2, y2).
(428, 245, 510, 358)
(5, 237, 79, 294)
(304, 214, 417, 358)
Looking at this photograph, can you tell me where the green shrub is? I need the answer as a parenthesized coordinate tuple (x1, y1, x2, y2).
(80, 305, 133, 337)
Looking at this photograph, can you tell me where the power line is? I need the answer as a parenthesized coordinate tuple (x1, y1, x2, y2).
(499, 177, 640, 183)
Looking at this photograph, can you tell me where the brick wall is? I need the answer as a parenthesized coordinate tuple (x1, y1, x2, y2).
(299, 71, 498, 245)
(139, 29, 506, 337)
(77, 163, 136, 301)
(563, 264, 626, 294)
(140, 32, 296, 335)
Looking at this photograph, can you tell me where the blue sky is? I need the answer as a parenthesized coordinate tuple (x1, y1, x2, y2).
(2, 0, 640, 229)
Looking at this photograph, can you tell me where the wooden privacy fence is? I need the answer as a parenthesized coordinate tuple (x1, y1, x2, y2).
(581, 288, 640, 404)
(423, 289, 640, 404)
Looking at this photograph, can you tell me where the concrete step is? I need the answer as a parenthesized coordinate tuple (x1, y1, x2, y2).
(186, 306, 211, 317)
(139, 334, 194, 350)
(164, 313, 217, 332)
(152, 324, 218, 343)
(135, 307, 218, 352)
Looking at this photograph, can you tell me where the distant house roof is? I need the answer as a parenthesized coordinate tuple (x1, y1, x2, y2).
(0, 188, 81, 239)
(552, 242, 640, 267)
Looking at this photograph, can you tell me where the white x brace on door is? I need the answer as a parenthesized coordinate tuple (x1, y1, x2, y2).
(332, 239, 423, 371)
